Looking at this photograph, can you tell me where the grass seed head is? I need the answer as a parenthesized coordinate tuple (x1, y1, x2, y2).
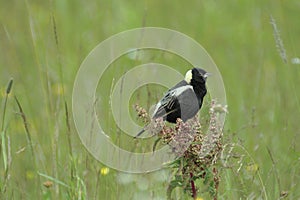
(6, 78, 13, 94)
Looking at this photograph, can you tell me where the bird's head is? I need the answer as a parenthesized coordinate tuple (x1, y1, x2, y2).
(184, 67, 210, 84)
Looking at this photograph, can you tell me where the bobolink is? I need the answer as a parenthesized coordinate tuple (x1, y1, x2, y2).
(135, 67, 210, 138)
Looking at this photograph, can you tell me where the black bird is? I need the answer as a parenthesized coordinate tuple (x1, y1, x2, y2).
(135, 67, 210, 138)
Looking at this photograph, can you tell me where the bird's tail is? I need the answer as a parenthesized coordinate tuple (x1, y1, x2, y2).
(134, 128, 146, 139)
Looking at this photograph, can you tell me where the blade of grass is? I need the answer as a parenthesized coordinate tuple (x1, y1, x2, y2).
(2, 135, 12, 195)
(236, 143, 268, 199)
(64, 101, 76, 181)
(1, 131, 7, 172)
(64, 101, 72, 156)
(1, 79, 13, 196)
(266, 146, 281, 197)
(37, 172, 71, 189)
(1, 78, 13, 132)
(14, 96, 34, 157)
(0, 79, 13, 196)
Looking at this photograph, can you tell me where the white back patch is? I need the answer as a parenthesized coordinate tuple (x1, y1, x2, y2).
(173, 85, 193, 96)
(184, 70, 192, 84)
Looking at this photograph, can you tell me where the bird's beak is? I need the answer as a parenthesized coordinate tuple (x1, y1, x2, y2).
(203, 72, 212, 78)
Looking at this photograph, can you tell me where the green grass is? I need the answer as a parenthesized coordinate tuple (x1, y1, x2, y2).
(1, 0, 300, 199)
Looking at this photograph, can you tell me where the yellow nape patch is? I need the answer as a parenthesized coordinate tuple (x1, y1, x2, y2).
(184, 69, 192, 84)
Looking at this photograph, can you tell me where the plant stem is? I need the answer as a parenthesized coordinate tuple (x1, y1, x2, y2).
(190, 172, 197, 199)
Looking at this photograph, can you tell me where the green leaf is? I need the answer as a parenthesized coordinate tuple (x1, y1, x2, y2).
(168, 158, 182, 168)
(170, 179, 183, 187)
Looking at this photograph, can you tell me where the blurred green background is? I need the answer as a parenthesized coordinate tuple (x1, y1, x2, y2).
(1, 0, 300, 199)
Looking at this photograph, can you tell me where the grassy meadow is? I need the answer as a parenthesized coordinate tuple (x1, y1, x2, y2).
(1, 0, 300, 199)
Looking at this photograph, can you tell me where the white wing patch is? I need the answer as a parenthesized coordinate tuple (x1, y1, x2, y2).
(173, 85, 193, 96)
(151, 85, 194, 118)
(152, 101, 162, 118)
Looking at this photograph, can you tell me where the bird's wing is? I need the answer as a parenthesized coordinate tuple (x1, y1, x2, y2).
(152, 85, 194, 119)
(151, 91, 176, 118)
(176, 88, 200, 121)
